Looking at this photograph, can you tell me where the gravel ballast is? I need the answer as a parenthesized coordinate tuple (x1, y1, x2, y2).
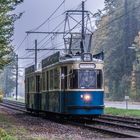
(0, 106, 111, 140)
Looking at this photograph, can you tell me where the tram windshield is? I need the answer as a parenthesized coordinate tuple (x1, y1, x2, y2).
(69, 69, 102, 89)
(79, 69, 96, 89)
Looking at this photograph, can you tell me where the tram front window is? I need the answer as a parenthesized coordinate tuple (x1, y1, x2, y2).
(79, 69, 96, 89)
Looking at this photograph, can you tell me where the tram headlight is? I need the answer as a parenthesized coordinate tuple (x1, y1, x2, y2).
(81, 94, 91, 102)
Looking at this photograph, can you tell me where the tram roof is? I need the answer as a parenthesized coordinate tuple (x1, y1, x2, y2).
(25, 52, 104, 74)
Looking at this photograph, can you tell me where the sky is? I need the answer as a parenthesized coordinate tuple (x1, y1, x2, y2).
(13, 0, 105, 68)
(12, 0, 105, 96)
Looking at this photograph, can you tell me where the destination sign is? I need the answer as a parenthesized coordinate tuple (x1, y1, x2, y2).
(25, 65, 35, 74)
(42, 52, 60, 68)
(79, 63, 96, 69)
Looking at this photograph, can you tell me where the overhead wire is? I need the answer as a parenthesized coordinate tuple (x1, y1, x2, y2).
(29, 0, 66, 32)
(37, 19, 65, 49)
(21, 0, 87, 58)
(14, 34, 28, 52)
(19, 1, 136, 64)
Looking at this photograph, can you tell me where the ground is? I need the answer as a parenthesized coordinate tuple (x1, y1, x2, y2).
(0, 106, 110, 140)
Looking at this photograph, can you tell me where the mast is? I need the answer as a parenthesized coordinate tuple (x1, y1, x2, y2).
(82, 1, 85, 42)
(81, 1, 85, 53)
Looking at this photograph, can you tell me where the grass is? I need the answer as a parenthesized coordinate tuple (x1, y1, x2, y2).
(0, 112, 31, 140)
(4, 97, 25, 103)
(0, 112, 50, 140)
(0, 128, 15, 140)
(105, 107, 140, 117)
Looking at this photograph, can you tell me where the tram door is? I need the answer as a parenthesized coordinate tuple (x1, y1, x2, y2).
(35, 75, 41, 110)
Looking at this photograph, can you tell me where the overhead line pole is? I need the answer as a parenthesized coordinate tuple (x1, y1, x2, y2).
(35, 40, 38, 70)
(80, 1, 85, 53)
(15, 54, 18, 100)
(82, 1, 85, 41)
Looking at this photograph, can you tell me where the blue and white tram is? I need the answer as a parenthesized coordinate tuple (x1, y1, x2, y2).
(40, 52, 104, 115)
(25, 52, 104, 116)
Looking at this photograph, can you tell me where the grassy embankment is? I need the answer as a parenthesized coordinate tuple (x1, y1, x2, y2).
(4, 97, 25, 103)
(0, 111, 49, 140)
(105, 107, 140, 117)
(0, 112, 32, 140)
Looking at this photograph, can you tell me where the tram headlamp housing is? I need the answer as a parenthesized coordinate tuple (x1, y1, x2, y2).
(81, 94, 91, 102)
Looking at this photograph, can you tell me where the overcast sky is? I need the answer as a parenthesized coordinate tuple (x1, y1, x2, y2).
(13, 0, 105, 68)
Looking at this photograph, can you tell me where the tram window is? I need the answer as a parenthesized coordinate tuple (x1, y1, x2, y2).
(45, 72, 47, 90)
(36, 75, 40, 92)
(29, 76, 35, 92)
(46, 71, 49, 90)
(42, 72, 45, 90)
(61, 67, 67, 89)
(79, 69, 96, 89)
(49, 70, 54, 90)
(54, 68, 60, 89)
(97, 70, 102, 89)
(69, 70, 78, 89)
(25, 78, 29, 93)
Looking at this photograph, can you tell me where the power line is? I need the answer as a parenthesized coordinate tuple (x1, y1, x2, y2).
(29, 0, 66, 32)
(20, 1, 137, 64)
(36, 19, 65, 49)
(14, 34, 28, 52)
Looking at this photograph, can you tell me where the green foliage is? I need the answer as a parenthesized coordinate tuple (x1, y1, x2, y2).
(0, 0, 23, 69)
(105, 107, 140, 117)
(92, 0, 140, 101)
(0, 0, 23, 97)
(0, 128, 15, 140)
(0, 53, 17, 97)
(0, 89, 3, 102)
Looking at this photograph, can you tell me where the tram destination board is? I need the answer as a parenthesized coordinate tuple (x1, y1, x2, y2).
(25, 65, 35, 74)
(42, 52, 60, 68)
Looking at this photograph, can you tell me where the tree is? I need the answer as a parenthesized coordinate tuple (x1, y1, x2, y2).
(0, 0, 23, 96)
(92, 0, 140, 100)
(0, 0, 23, 69)
(0, 52, 17, 97)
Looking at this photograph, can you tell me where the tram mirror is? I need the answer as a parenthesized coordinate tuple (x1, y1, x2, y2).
(61, 73, 65, 79)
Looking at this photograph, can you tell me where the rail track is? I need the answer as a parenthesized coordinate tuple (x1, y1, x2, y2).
(101, 114, 140, 124)
(0, 99, 26, 113)
(1, 99, 140, 138)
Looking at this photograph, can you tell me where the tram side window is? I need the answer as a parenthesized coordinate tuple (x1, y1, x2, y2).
(69, 70, 78, 89)
(36, 75, 40, 92)
(97, 70, 102, 89)
(46, 71, 49, 90)
(54, 68, 60, 89)
(49, 70, 54, 90)
(61, 67, 67, 89)
(42, 72, 46, 91)
(29, 76, 35, 92)
(25, 78, 28, 93)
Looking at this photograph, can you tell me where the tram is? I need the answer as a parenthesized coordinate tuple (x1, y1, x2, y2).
(25, 52, 104, 115)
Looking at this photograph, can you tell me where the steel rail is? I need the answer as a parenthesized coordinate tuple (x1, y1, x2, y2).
(99, 115, 140, 125)
(67, 120, 140, 138)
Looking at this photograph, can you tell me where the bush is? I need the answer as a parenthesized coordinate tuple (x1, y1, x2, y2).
(0, 128, 15, 140)
(0, 90, 3, 102)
